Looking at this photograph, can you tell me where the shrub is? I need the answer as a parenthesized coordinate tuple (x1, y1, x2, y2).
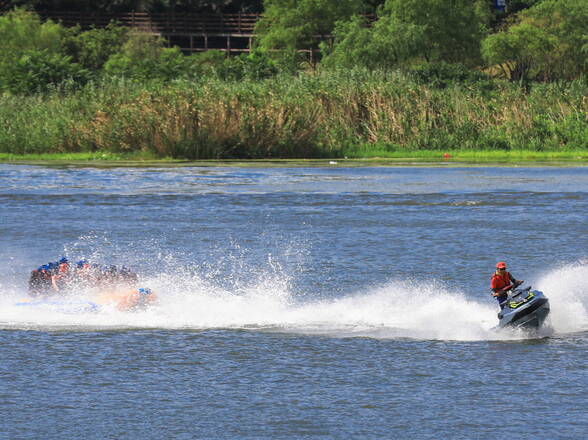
(407, 62, 491, 89)
(217, 51, 279, 81)
(0, 8, 65, 57)
(0, 49, 90, 94)
(103, 31, 186, 81)
(64, 22, 129, 71)
(0, 8, 90, 93)
(183, 50, 227, 78)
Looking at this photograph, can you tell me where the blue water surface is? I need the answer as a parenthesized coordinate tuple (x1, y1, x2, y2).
(0, 164, 587, 439)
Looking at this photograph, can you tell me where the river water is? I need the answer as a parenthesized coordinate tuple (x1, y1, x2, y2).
(0, 164, 587, 439)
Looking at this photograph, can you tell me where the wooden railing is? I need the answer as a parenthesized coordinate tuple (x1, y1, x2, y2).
(39, 11, 259, 35)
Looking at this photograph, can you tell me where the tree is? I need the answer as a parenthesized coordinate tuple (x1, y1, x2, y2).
(323, 0, 491, 70)
(169, 1, 263, 13)
(254, 0, 366, 54)
(1, 1, 136, 12)
(507, 1, 542, 13)
(321, 15, 381, 70)
(482, 0, 588, 81)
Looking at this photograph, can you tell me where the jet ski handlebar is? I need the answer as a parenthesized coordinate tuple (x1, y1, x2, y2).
(497, 280, 524, 295)
(508, 281, 533, 299)
(510, 280, 524, 290)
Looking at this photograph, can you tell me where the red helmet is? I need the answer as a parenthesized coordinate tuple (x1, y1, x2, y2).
(496, 261, 507, 269)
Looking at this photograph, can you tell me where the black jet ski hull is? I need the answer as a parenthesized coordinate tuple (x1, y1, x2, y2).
(497, 290, 550, 330)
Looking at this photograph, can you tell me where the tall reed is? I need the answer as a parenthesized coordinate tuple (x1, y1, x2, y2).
(0, 71, 586, 158)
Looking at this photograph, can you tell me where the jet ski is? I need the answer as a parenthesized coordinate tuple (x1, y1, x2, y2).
(496, 281, 550, 329)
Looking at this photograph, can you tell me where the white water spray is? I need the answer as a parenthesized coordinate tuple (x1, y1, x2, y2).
(535, 260, 588, 334)
(1, 261, 586, 341)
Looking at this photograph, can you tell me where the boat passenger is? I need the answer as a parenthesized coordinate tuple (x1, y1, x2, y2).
(28, 266, 52, 297)
(118, 266, 139, 285)
(491, 261, 524, 308)
(76, 259, 90, 270)
(51, 257, 71, 292)
(73, 260, 91, 281)
(28, 269, 41, 296)
(117, 287, 158, 312)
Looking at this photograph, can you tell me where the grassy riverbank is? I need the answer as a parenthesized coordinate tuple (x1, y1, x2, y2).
(1, 71, 586, 160)
(2, 150, 587, 168)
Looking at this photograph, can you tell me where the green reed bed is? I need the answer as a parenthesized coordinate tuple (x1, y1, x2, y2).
(0, 71, 586, 159)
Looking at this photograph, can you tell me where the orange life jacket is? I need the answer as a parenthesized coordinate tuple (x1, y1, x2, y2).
(491, 271, 512, 292)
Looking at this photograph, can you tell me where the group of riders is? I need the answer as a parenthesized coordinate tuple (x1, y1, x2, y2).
(28, 257, 157, 311)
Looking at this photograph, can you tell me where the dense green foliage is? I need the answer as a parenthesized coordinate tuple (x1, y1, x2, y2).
(2, 2, 586, 89)
(0, 2, 586, 158)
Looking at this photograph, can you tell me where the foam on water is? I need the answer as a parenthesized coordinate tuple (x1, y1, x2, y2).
(1, 261, 586, 341)
(534, 260, 588, 334)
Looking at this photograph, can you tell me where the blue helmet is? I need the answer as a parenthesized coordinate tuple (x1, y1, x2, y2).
(138, 288, 153, 295)
(47, 262, 56, 269)
(76, 260, 87, 268)
(59, 257, 68, 264)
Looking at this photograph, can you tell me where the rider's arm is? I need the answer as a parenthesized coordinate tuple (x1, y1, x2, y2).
(492, 285, 512, 296)
(51, 274, 60, 292)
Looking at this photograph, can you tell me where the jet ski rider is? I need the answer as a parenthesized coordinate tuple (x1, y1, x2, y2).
(491, 261, 524, 308)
